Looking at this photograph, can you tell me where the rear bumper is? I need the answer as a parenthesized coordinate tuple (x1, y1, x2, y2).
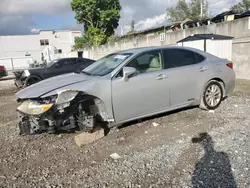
(224, 72, 236, 96)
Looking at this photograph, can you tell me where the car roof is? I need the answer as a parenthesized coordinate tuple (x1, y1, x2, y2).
(114, 46, 222, 61)
(117, 45, 209, 55)
(178, 34, 234, 43)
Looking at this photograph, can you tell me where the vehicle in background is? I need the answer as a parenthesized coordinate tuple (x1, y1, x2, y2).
(41, 45, 64, 63)
(15, 46, 235, 135)
(14, 57, 95, 88)
(0, 65, 8, 79)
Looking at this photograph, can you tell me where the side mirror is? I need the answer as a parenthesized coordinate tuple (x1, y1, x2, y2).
(123, 66, 136, 81)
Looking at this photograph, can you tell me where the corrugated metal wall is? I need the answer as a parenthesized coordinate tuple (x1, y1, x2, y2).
(178, 40, 204, 51)
(178, 39, 232, 60)
(207, 40, 232, 60)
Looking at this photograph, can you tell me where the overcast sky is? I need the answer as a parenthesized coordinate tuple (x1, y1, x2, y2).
(0, 0, 241, 36)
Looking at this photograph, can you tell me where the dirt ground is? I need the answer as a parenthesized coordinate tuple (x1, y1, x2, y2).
(0, 79, 249, 187)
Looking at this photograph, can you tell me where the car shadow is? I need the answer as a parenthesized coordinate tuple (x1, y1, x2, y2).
(118, 105, 198, 129)
(191, 132, 237, 188)
(118, 96, 228, 130)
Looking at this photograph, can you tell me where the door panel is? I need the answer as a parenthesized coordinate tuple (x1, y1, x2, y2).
(166, 62, 210, 107)
(112, 50, 170, 122)
(163, 48, 211, 107)
(112, 71, 170, 122)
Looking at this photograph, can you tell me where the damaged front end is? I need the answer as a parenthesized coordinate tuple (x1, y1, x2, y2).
(17, 91, 108, 135)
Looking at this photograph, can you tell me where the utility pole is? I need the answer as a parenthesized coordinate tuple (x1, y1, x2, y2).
(200, 0, 203, 18)
(121, 25, 124, 36)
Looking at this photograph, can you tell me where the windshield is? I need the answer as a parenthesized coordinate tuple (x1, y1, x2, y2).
(82, 53, 133, 76)
(47, 59, 59, 67)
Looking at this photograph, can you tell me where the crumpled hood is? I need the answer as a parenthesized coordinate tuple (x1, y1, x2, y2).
(16, 73, 98, 99)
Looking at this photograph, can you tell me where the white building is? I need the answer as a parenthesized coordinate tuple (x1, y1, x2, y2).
(0, 30, 82, 63)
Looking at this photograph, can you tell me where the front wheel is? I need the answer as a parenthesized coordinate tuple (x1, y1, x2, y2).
(200, 81, 223, 110)
(24, 75, 42, 87)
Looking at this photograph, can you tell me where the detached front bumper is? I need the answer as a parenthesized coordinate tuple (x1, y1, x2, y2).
(16, 91, 99, 135)
(15, 79, 25, 88)
(18, 110, 79, 135)
(17, 101, 78, 135)
(18, 113, 63, 135)
(13, 71, 26, 88)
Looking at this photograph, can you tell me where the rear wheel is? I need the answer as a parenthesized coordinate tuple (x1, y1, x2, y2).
(200, 81, 223, 110)
(24, 75, 42, 87)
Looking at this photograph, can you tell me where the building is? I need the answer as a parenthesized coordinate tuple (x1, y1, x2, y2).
(0, 30, 82, 63)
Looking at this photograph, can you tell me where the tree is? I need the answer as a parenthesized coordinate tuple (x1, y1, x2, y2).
(167, 0, 190, 22)
(231, 0, 250, 13)
(71, 0, 121, 47)
(189, 0, 209, 20)
(167, 0, 209, 22)
(73, 36, 87, 50)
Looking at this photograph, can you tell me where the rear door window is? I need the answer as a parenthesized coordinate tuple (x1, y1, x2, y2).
(195, 53, 205, 63)
(163, 49, 198, 69)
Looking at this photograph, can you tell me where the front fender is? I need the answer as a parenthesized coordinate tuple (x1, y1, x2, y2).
(41, 78, 114, 121)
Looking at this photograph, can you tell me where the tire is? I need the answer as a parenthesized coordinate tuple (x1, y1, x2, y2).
(24, 75, 42, 87)
(200, 81, 223, 110)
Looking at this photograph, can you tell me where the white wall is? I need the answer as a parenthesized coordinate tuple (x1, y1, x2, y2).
(206, 40, 232, 60)
(12, 57, 33, 70)
(0, 30, 81, 63)
(0, 57, 33, 70)
(178, 40, 204, 51)
(178, 39, 232, 61)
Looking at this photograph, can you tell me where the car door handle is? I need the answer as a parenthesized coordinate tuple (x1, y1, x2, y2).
(156, 74, 167, 80)
(199, 66, 208, 72)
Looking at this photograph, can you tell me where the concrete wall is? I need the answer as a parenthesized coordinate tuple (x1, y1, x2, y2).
(0, 30, 81, 63)
(0, 57, 33, 71)
(86, 17, 250, 79)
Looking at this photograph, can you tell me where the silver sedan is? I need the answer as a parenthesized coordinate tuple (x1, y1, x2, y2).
(16, 46, 235, 135)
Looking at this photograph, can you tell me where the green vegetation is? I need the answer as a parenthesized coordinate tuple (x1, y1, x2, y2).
(231, 0, 250, 13)
(71, 0, 121, 48)
(167, 0, 210, 22)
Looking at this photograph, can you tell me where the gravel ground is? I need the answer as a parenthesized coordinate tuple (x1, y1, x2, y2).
(0, 79, 249, 187)
(0, 79, 18, 126)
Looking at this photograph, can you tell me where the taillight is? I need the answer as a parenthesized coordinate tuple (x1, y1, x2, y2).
(226, 62, 233, 69)
(0, 66, 5, 70)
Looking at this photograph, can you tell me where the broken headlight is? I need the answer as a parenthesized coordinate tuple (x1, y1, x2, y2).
(17, 100, 53, 115)
(56, 91, 79, 105)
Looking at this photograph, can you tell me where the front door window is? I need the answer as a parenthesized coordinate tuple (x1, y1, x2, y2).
(127, 51, 163, 74)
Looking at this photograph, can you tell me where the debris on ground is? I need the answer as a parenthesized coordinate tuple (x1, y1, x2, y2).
(74, 129, 105, 147)
(110, 153, 122, 160)
(152, 122, 159, 127)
